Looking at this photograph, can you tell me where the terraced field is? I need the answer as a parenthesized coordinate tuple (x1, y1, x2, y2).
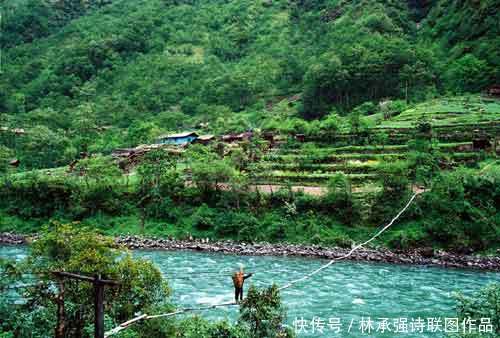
(255, 96, 500, 192)
(376, 95, 500, 128)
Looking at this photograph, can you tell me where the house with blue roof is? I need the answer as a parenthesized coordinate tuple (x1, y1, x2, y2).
(156, 132, 198, 145)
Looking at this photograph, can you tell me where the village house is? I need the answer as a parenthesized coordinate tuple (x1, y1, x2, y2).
(156, 132, 198, 145)
(221, 131, 253, 143)
(488, 85, 500, 97)
(193, 134, 215, 145)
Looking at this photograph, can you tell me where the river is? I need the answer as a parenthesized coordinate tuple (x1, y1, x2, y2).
(1, 244, 499, 337)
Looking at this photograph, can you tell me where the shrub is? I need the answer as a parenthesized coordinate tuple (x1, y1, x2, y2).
(325, 173, 357, 225)
(239, 285, 294, 338)
(215, 211, 258, 239)
(453, 283, 500, 338)
(420, 169, 499, 251)
(386, 222, 427, 250)
(0, 174, 75, 219)
(353, 102, 378, 116)
(191, 203, 216, 230)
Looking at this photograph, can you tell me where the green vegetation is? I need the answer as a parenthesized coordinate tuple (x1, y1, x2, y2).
(453, 283, 500, 338)
(0, 132, 498, 252)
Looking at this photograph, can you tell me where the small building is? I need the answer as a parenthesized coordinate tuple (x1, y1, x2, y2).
(112, 148, 136, 159)
(488, 85, 500, 97)
(9, 159, 20, 167)
(295, 134, 306, 142)
(193, 134, 215, 145)
(0, 127, 26, 135)
(262, 131, 275, 143)
(156, 132, 198, 145)
(221, 131, 253, 143)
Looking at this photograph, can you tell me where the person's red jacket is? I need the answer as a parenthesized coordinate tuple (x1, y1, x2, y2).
(232, 272, 252, 288)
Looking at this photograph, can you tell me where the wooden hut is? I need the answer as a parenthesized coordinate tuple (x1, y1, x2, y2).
(488, 85, 500, 97)
(9, 159, 20, 167)
(193, 134, 215, 145)
(221, 131, 253, 143)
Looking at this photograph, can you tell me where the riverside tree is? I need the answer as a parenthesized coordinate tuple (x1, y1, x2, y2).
(136, 149, 181, 230)
(0, 223, 172, 337)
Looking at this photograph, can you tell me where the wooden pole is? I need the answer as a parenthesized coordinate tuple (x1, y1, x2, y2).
(52, 272, 118, 338)
(94, 275, 105, 338)
(55, 277, 65, 338)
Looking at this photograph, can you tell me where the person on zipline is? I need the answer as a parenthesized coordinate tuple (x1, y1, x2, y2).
(232, 265, 253, 303)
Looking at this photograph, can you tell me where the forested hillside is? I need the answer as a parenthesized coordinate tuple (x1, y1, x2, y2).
(419, 0, 500, 93)
(1, 0, 498, 169)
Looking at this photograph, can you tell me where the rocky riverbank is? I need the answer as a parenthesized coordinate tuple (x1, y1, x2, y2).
(2, 232, 499, 271)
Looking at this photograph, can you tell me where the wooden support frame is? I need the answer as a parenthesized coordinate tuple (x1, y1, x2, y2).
(52, 271, 119, 338)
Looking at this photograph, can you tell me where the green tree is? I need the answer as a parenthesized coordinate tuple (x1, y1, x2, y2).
(239, 285, 294, 338)
(0, 146, 14, 174)
(73, 155, 122, 188)
(445, 55, 490, 93)
(0, 223, 171, 337)
(136, 149, 181, 229)
(19, 125, 71, 169)
(326, 173, 355, 224)
(453, 283, 500, 338)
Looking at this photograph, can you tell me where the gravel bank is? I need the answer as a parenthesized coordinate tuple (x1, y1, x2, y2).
(1, 232, 499, 271)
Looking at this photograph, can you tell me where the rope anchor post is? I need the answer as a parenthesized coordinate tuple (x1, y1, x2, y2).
(52, 272, 119, 338)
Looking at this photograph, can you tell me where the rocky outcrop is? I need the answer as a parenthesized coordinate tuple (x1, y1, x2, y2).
(2, 232, 499, 271)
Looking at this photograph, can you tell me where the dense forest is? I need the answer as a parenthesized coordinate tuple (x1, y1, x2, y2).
(1, 0, 499, 168)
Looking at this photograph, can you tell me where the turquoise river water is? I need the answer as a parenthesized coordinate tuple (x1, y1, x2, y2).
(1, 244, 499, 337)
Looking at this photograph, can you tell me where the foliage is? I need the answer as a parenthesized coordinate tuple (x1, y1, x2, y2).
(239, 285, 294, 338)
(73, 155, 121, 188)
(136, 149, 182, 229)
(453, 283, 500, 338)
(325, 173, 356, 225)
(188, 146, 239, 197)
(191, 203, 216, 230)
(418, 169, 500, 251)
(0, 0, 496, 169)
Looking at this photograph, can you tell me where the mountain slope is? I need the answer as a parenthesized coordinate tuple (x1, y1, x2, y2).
(0, 0, 498, 169)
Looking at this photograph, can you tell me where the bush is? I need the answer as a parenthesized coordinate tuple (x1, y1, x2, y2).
(239, 285, 294, 338)
(260, 212, 287, 242)
(215, 211, 259, 240)
(191, 204, 216, 230)
(353, 102, 378, 116)
(380, 100, 407, 119)
(453, 283, 500, 338)
(420, 169, 499, 251)
(370, 161, 410, 224)
(325, 174, 357, 225)
(386, 222, 427, 250)
(0, 174, 75, 219)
